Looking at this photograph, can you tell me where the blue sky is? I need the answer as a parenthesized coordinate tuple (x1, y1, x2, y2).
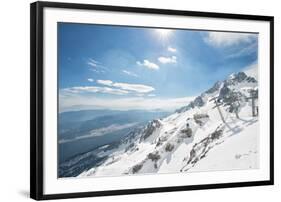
(58, 23, 258, 112)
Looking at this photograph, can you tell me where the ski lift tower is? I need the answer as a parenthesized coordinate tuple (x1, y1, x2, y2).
(246, 89, 258, 117)
(210, 97, 226, 123)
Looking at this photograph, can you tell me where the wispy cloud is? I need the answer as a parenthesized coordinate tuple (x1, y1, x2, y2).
(122, 70, 139, 77)
(158, 56, 177, 64)
(62, 86, 129, 95)
(87, 78, 94, 82)
(114, 83, 154, 93)
(97, 80, 155, 93)
(59, 122, 139, 143)
(87, 58, 99, 67)
(226, 41, 258, 59)
(59, 94, 195, 113)
(87, 58, 108, 73)
(167, 46, 177, 52)
(204, 32, 256, 47)
(136, 59, 159, 70)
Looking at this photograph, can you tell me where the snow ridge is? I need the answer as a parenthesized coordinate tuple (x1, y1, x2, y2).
(78, 71, 259, 177)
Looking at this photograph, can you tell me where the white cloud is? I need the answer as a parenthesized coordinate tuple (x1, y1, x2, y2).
(158, 56, 177, 64)
(87, 78, 94, 82)
(122, 70, 139, 77)
(167, 46, 177, 52)
(97, 80, 155, 93)
(204, 32, 256, 47)
(59, 93, 195, 113)
(113, 82, 154, 93)
(62, 86, 129, 95)
(136, 59, 159, 70)
(96, 79, 113, 86)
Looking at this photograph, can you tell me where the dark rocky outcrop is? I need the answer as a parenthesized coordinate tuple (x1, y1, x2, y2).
(165, 143, 175, 152)
(205, 81, 222, 94)
(218, 83, 231, 99)
(194, 96, 205, 107)
(180, 127, 193, 138)
(147, 152, 161, 162)
(175, 95, 205, 113)
(132, 164, 143, 173)
(234, 72, 247, 82)
(246, 76, 257, 83)
(142, 120, 161, 140)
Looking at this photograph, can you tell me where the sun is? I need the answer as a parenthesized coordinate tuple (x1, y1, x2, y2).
(155, 29, 173, 41)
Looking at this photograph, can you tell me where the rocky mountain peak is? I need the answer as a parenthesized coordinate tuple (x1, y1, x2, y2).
(205, 81, 222, 94)
(224, 71, 257, 86)
(175, 71, 257, 114)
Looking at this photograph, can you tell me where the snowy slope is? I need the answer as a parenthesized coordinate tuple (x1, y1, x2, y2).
(79, 71, 259, 177)
(188, 119, 259, 172)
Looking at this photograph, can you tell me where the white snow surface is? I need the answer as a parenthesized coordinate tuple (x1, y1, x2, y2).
(79, 71, 259, 178)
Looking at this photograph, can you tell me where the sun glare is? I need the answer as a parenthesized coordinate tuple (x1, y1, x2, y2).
(155, 29, 173, 41)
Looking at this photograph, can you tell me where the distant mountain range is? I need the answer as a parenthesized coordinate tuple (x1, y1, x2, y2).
(58, 109, 170, 165)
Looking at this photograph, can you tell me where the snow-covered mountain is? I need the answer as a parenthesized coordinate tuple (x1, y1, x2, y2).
(64, 71, 259, 178)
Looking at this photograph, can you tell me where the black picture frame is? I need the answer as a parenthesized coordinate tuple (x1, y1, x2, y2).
(30, 1, 274, 200)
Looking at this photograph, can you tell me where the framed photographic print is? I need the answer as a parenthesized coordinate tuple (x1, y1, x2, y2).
(30, 1, 274, 200)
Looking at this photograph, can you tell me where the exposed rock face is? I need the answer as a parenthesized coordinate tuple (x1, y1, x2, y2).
(175, 95, 205, 113)
(165, 143, 175, 152)
(219, 83, 231, 99)
(194, 96, 205, 107)
(132, 164, 143, 173)
(142, 120, 161, 140)
(122, 127, 143, 145)
(246, 76, 257, 83)
(225, 72, 256, 86)
(234, 72, 247, 82)
(205, 81, 222, 94)
(147, 152, 161, 161)
(180, 127, 192, 138)
(181, 128, 224, 172)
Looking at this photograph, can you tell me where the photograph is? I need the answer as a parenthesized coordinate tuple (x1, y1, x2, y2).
(58, 23, 259, 178)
